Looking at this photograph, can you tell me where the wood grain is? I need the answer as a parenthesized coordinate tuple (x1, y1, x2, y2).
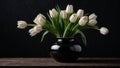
(0, 58, 120, 67)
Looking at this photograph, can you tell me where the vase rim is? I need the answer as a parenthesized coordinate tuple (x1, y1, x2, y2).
(56, 37, 75, 39)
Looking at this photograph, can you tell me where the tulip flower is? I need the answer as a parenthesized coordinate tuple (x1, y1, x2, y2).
(100, 27, 109, 35)
(29, 25, 42, 36)
(88, 19, 97, 26)
(60, 10, 67, 19)
(78, 16, 88, 26)
(89, 13, 97, 20)
(33, 14, 46, 26)
(17, 21, 27, 29)
(66, 4, 73, 14)
(29, 28, 37, 36)
(77, 9, 84, 18)
(69, 14, 78, 23)
(17, 5, 109, 45)
(49, 8, 58, 18)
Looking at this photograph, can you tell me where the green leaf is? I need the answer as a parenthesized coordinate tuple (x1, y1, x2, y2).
(73, 30, 87, 45)
(63, 23, 72, 37)
(41, 31, 49, 42)
(47, 13, 56, 29)
(78, 25, 99, 31)
(56, 5, 61, 13)
(90, 25, 99, 30)
(47, 13, 60, 37)
(56, 6, 64, 37)
(69, 23, 79, 37)
(78, 30, 87, 45)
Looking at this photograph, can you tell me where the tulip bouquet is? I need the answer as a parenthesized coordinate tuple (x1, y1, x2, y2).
(17, 4, 109, 45)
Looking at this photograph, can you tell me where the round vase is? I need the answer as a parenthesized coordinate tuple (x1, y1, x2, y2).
(50, 38, 85, 62)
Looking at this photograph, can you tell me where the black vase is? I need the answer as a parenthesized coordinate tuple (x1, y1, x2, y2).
(50, 38, 85, 62)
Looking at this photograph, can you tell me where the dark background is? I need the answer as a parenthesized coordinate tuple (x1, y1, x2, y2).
(0, 0, 119, 57)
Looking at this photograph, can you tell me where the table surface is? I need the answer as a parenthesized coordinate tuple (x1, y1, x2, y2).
(0, 58, 120, 67)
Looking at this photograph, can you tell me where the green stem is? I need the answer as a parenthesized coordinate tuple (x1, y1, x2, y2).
(81, 25, 100, 31)
(65, 14, 71, 27)
(27, 24, 36, 27)
(63, 23, 72, 38)
(72, 24, 79, 31)
(68, 24, 79, 37)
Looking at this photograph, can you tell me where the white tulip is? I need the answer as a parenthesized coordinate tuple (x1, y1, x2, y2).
(49, 8, 58, 18)
(89, 13, 97, 20)
(34, 25, 42, 32)
(33, 14, 46, 26)
(60, 10, 67, 19)
(100, 27, 109, 35)
(78, 16, 88, 26)
(66, 4, 73, 14)
(28, 25, 42, 36)
(88, 19, 97, 26)
(28, 28, 34, 34)
(17, 21, 27, 29)
(77, 9, 84, 18)
(29, 28, 38, 36)
(69, 14, 78, 23)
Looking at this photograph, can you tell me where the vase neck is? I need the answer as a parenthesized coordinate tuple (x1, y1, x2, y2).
(56, 37, 74, 39)
(55, 38, 76, 45)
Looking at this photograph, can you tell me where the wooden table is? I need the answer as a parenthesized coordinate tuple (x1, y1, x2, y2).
(0, 58, 120, 68)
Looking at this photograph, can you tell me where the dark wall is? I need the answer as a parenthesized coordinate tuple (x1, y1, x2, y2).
(0, 0, 119, 57)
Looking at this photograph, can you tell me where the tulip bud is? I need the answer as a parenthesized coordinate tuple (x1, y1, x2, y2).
(29, 28, 37, 36)
(89, 13, 97, 20)
(78, 16, 88, 26)
(33, 14, 46, 26)
(60, 10, 67, 19)
(66, 4, 73, 14)
(77, 9, 84, 18)
(29, 25, 42, 36)
(69, 14, 78, 23)
(17, 21, 27, 29)
(100, 27, 109, 35)
(34, 25, 42, 32)
(49, 8, 58, 18)
(88, 19, 97, 26)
